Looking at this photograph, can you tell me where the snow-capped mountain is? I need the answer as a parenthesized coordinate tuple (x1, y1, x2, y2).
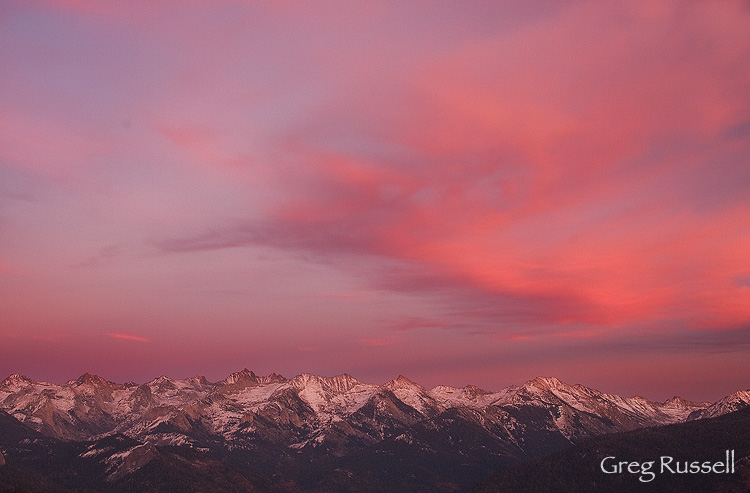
(687, 389, 750, 420)
(0, 371, 747, 492)
(0, 371, 729, 448)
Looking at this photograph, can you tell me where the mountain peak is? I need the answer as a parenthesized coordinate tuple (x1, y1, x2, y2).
(531, 376, 563, 385)
(463, 384, 491, 397)
(692, 390, 750, 420)
(0, 373, 33, 390)
(257, 372, 286, 384)
(147, 375, 177, 391)
(324, 373, 361, 392)
(149, 375, 174, 384)
(525, 376, 567, 390)
(215, 369, 264, 393)
(662, 396, 703, 408)
(187, 375, 211, 386)
(223, 369, 258, 384)
(386, 375, 422, 390)
(71, 372, 109, 387)
(290, 373, 361, 393)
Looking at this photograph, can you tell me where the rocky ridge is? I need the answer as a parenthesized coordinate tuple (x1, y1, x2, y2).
(0, 371, 747, 492)
(0, 372, 725, 447)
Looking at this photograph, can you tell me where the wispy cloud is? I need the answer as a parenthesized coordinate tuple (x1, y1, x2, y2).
(107, 332, 149, 343)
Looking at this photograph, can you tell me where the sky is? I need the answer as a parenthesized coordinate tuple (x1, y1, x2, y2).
(1, 0, 749, 401)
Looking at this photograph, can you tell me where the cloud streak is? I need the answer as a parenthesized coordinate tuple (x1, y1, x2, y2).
(107, 332, 149, 343)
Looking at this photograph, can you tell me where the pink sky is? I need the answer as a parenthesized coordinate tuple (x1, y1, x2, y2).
(1, 0, 749, 401)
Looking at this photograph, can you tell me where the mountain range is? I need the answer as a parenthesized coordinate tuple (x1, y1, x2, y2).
(1, 371, 748, 491)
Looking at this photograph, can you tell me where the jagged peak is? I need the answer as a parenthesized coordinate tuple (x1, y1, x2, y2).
(689, 390, 750, 420)
(3, 373, 32, 383)
(630, 395, 651, 403)
(149, 375, 174, 384)
(430, 385, 459, 393)
(223, 368, 258, 385)
(386, 375, 425, 391)
(714, 390, 750, 406)
(325, 373, 361, 392)
(70, 372, 110, 387)
(290, 373, 362, 393)
(0, 373, 33, 388)
(463, 384, 491, 396)
(256, 372, 286, 384)
(215, 369, 283, 394)
(147, 375, 178, 391)
(290, 372, 318, 385)
(663, 396, 685, 405)
(186, 375, 211, 386)
(525, 376, 568, 390)
(662, 396, 704, 408)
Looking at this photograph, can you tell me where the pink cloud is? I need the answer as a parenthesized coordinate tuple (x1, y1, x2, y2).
(3, 0, 750, 397)
(266, 0, 750, 332)
(107, 332, 149, 343)
(142, 3, 750, 346)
